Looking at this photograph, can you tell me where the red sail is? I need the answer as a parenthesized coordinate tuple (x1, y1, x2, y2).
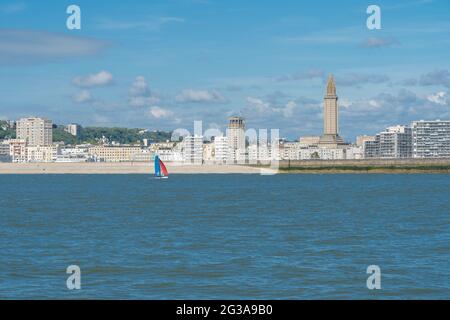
(159, 159, 169, 177)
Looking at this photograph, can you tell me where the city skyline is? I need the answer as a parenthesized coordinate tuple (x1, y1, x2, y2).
(2, 76, 450, 147)
(2, 1, 450, 304)
(1, 0, 450, 141)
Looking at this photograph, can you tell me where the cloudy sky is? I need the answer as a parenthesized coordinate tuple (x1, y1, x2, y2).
(1, 0, 450, 140)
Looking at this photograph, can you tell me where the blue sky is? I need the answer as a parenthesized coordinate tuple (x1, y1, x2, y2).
(1, 0, 450, 140)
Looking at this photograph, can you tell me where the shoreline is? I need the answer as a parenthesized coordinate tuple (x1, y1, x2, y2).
(278, 168, 450, 174)
(1, 161, 450, 174)
(0, 162, 262, 174)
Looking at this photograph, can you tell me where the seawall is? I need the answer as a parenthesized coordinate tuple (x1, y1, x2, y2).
(1, 159, 450, 174)
(0, 162, 261, 174)
(276, 158, 450, 173)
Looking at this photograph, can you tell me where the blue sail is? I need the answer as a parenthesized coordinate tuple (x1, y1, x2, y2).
(154, 155, 161, 177)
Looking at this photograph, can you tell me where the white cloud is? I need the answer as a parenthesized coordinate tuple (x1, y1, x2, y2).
(427, 92, 447, 105)
(72, 70, 114, 88)
(245, 97, 271, 113)
(147, 106, 174, 119)
(368, 100, 381, 109)
(128, 76, 160, 107)
(0, 30, 108, 64)
(129, 96, 160, 108)
(73, 90, 93, 103)
(246, 97, 298, 118)
(275, 101, 297, 118)
(129, 76, 150, 96)
(176, 89, 226, 103)
(420, 69, 450, 88)
(339, 98, 352, 108)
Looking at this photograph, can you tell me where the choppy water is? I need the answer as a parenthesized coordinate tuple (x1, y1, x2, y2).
(0, 174, 449, 299)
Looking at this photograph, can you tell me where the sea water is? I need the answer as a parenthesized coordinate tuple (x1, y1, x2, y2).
(0, 174, 449, 299)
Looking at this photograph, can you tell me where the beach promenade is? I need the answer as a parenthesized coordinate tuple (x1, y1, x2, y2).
(1, 159, 450, 174)
(0, 162, 262, 174)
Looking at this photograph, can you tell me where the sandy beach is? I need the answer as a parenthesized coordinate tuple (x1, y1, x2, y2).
(0, 162, 263, 174)
(1, 159, 450, 174)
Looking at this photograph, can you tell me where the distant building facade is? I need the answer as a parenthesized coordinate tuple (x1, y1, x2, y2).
(356, 135, 376, 148)
(299, 147, 345, 160)
(26, 145, 58, 162)
(16, 117, 52, 146)
(151, 142, 182, 162)
(227, 116, 246, 161)
(364, 125, 412, 159)
(203, 142, 215, 162)
(356, 135, 376, 158)
(182, 135, 203, 164)
(412, 120, 450, 158)
(214, 136, 229, 163)
(6, 139, 27, 162)
(299, 136, 320, 146)
(345, 146, 364, 160)
(0, 141, 11, 162)
(89, 145, 142, 162)
(363, 140, 379, 159)
(65, 123, 81, 136)
(280, 142, 307, 160)
(56, 147, 90, 162)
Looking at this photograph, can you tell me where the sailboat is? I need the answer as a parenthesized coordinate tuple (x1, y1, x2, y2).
(154, 155, 169, 179)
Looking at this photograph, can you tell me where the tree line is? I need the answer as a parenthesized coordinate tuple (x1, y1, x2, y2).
(1, 121, 172, 146)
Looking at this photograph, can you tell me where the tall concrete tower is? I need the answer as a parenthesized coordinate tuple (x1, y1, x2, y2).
(227, 116, 246, 161)
(319, 75, 344, 147)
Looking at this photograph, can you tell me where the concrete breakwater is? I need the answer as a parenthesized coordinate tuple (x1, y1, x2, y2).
(0, 162, 261, 174)
(1, 159, 450, 174)
(276, 158, 450, 173)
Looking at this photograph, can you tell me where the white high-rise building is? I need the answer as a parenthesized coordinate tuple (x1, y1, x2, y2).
(214, 136, 229, 163)
(16, 117, 52, 146)
(247, 144, 258, 162)
(182, 135, 203, 164)
(364, 125, 412, 159)
(65, 123, 81, 136)
(411, 120, 450, 158)
(227, 116, 246, 161)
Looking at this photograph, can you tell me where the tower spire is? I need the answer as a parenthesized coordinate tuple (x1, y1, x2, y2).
(319, 73, 344, 147)
(326, 74, 336, 96)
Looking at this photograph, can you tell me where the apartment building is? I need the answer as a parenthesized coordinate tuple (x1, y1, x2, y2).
(214, 136, 229, 163)
(89, 145, 142, 162)
(26, 145, 58, 162)
(364, 125, 412, 159)
(16, 117, 53, 146)
(182, 135, 203, 164)
(411, 120, 450, 158)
